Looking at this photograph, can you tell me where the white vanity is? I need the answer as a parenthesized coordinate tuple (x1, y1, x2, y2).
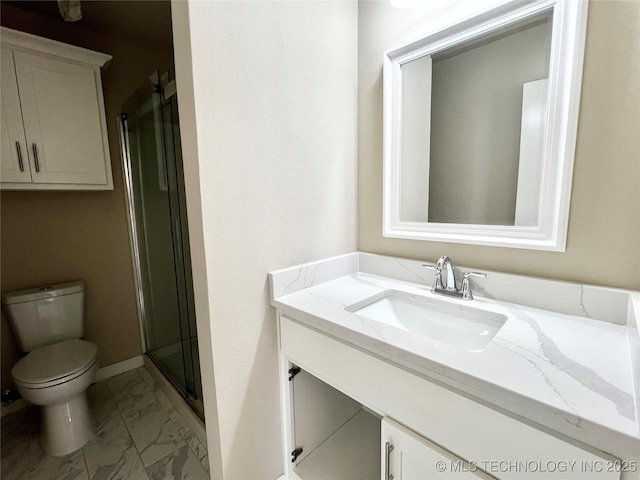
(269, 253, 640, 480)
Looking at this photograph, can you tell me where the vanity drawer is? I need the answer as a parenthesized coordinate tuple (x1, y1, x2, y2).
(279, 315, 621, 480)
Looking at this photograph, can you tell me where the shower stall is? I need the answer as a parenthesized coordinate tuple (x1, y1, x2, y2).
(119, 71, 204, 419)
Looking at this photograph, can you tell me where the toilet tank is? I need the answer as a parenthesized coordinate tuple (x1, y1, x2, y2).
(1, 281, 86, 352)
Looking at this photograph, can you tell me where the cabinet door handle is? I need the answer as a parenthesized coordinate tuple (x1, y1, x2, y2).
(15, 142, 24, 172)
(385, 442, 394, 480)
(32, 143, 40, 173)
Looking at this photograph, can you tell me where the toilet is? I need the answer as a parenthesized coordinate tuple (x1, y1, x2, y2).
(2, 281, 98, 456)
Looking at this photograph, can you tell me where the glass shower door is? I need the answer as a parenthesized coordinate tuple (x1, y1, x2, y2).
(121, 71, 204, 419)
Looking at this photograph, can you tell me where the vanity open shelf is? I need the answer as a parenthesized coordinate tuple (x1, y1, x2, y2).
(284, 360, 499, 480)
(287, 367, 380, 480)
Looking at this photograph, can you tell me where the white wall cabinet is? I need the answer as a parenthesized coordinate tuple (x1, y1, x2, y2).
(2, 47, 31, 184)
(1, 27, 113, 190)
(278, 315, 624, 480)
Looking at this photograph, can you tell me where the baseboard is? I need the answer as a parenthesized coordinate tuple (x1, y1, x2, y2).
(94, 355, 144, 382)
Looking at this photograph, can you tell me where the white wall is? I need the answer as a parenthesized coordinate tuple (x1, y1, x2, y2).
(173, 1, 358, 478)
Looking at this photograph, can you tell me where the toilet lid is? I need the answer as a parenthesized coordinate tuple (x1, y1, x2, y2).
(12, 339, 97, 386)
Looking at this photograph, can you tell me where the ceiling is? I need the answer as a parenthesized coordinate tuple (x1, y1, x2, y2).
(2, 1, 173, 49)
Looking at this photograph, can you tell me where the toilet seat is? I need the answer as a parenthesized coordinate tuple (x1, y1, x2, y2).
(12, 339, 98, 389)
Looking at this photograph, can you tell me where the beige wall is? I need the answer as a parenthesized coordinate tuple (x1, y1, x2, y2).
(359, 0, 640, 290)
(0, 3, 174, 390)
(173, 1, 358, 477)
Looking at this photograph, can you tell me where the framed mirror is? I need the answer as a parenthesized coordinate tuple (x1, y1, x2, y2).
(383, 0, 588, 251)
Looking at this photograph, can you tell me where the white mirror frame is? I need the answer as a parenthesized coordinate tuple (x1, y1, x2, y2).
(383, 0, 588, 251)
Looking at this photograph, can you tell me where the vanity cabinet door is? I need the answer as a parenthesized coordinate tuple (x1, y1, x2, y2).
(1, 48, 32, 183)
(12, 50, 110, 186)
(382, 418, 492, 480)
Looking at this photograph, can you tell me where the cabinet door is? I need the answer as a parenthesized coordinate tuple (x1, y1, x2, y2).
(13, 50, 109, 185)
(1, 48, 32, 183)
(382, 418, 492, 480)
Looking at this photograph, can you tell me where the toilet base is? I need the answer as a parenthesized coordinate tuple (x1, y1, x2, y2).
(40, 391, 96, 456)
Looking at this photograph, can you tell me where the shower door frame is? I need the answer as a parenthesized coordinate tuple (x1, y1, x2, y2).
(120, 109, 148, 355)
(118, 73, 204, 419)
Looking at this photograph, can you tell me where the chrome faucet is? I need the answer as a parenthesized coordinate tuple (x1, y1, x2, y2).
(423, 256, 486, 300)
(436, 256, 457, 291)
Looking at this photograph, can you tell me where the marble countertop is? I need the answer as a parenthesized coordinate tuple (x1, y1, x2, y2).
(269, 253, 640, 458)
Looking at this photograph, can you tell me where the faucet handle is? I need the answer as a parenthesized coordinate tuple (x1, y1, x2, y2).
(462, 271, 487, 280)
(460, 271, 486, 300)
(422, 264, 444, 290)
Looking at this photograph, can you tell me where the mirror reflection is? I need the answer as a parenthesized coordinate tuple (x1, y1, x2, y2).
(399, 12, 553, 226)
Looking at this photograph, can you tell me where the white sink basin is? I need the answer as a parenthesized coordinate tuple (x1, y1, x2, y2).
(346, 290, 508, 352)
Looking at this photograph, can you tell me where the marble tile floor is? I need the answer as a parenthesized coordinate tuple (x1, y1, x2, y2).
(1, 367, 210, 480)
